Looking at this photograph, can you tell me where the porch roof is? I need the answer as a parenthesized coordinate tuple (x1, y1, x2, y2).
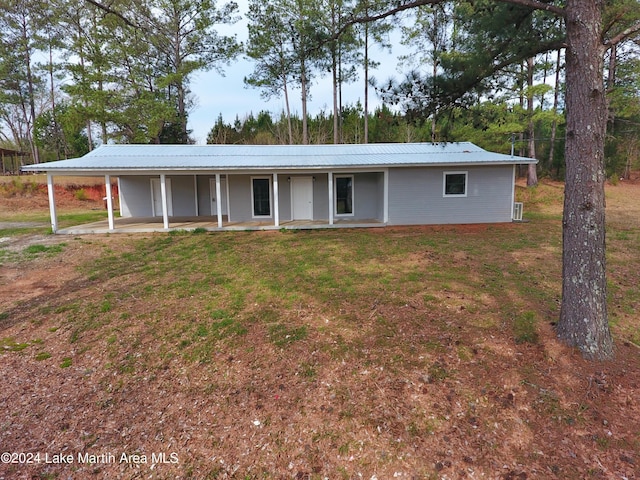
(22, 142, 536, 174)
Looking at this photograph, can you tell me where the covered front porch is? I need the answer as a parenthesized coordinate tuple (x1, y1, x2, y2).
(46, 169, 389, 234)
(55, 215, 385, 234)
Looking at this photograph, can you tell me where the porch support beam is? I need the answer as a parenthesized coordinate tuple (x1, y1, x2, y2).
(47, 174, 58, 233)
(193, 175, 199, 216)
(215, 173, 223, 228)
(117, 178, 123, 217)
(273, 173, 280, 227)
(105, 174, 115, 231)
(383, 168, 389, 224)
(328, 172, 334, 225)
(160, 174, 169, 230)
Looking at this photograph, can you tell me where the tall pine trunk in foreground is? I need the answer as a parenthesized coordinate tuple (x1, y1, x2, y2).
(557, 0, 614, 360)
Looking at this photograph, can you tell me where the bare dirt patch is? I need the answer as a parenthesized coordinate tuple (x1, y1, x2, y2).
(0, 178, 639, 479)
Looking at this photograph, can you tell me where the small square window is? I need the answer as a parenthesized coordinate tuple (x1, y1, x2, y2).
(444, 172, 467, 197)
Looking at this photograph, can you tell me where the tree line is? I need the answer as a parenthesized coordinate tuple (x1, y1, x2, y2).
(2, 0, 640, 360)
(0, 0, 638, 180)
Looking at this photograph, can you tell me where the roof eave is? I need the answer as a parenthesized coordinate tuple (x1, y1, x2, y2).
(21, 159, 537, 175)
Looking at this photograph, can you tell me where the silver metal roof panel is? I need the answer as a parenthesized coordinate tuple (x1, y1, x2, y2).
(22, 142, 536, 173)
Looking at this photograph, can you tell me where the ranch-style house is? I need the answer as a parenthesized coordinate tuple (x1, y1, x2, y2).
(21, 142, 536, 234)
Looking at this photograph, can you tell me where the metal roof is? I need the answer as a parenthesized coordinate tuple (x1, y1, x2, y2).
(21, 142, 536, 173)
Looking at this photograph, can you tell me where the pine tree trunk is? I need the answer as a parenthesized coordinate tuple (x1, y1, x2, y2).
(557, 0, 614, 360)
(332, 53, 339, 144)
(526, 57, 538, 186)
(548, 48, 562, 174)
(282, 74, 294, 145)
(301, 66, 309, 145)
(364, 22, 369, 144)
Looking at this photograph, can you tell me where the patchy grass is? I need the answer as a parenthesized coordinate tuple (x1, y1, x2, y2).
(1, 178, 639, 479)
(513, 311, 540, 344)
(1, 337, 30, 352)
(23, 243, 66, 257)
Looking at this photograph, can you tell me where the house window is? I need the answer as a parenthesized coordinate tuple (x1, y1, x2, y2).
(335, 175, 354, 215)
(443, 171, 467, 197)
(252, 177, 271, 216)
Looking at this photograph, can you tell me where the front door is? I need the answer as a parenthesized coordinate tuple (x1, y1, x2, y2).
(151, 178, 173, 217)
(291, 176, 313, 220)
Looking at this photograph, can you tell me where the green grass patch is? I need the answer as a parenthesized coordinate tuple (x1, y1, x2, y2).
(514, 311, 539, 344)
(24, 243, 66, 256)
(35, 351, 52, 361)
(58, 211, 108, 227)
(1, 337, 30, 352)
(268, 323, 308, 347)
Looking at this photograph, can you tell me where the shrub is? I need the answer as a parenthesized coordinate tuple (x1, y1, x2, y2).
(74, 188, 89, 200)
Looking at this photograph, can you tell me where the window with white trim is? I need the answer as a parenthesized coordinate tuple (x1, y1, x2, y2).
(443, 171, 467, 197)
(251, 177, 272, 216)
(335, 175, 354, 215)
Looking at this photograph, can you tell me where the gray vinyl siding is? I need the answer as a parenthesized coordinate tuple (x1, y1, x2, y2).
(170, 176, 196, 216)
(313, 174, 329, 220)
(227, 175, 264, 221)
(120, 175, 199, 217)
(387, 166, 514, 225)
(279, 176, 292, 220)
(197, 176, 212, 215)
(119, 166, 513, 225)
(119, 176, 154, 217)
(348, 172, 382, 221)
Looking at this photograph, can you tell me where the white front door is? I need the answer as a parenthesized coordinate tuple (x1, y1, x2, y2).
(151, 178, 173, 217)
(291, 176, 313, 220)
(209, 177, 228, 215)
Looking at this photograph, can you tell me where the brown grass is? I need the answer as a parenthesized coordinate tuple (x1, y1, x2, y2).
(0, 176, 639, 479)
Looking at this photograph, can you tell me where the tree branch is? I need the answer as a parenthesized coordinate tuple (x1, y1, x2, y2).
(84, 0, 138, 28)
(605, 20, 640, 48)
(331, 0, 566, 51)
(347, 0, 564, 28)
(494, 0, 565, 17)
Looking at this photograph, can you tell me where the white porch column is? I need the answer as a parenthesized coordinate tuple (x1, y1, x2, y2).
(47, 174, 58, 233)
(328, 171, 334, 225)
(160, 174, 170, 230)
(215, 173, 223, 228)
(383, 168, 389, 224)
(117, 178, 123, 217)
(105, 174, 115, 231)
(273, 173, 280, 227)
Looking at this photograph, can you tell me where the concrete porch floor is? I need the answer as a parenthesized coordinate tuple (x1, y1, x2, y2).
(56, 216, 385, 234)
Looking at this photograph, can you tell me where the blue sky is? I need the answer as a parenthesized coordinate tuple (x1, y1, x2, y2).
(187, 0, 405, 144)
